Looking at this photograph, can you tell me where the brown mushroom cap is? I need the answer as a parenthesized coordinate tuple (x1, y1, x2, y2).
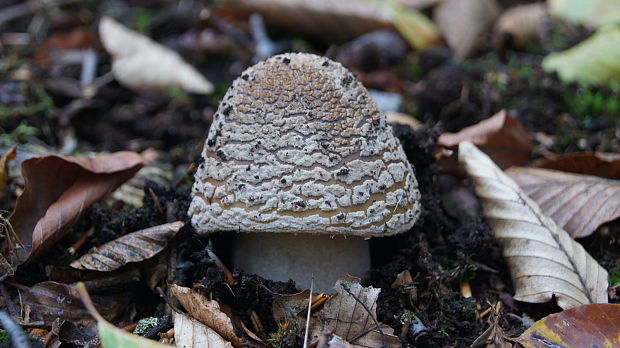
(189, 53, 421, 237)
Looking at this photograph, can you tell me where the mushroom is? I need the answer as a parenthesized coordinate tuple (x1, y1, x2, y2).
(189, 53, 421, 291)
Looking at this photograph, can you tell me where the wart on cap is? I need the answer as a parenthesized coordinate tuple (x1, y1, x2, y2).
(189, 53, 421, 291)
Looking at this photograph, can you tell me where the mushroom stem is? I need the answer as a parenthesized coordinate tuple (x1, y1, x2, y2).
(233, 233, 371, 292)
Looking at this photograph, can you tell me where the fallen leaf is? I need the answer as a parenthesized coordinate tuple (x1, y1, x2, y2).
(494, 3, 548, 49)
(272, 289, 313, 323)
(174, 311, 234, 348)
(459, 142, 608, 309)
(70, 221, 184, 272)
(506, 167, 620, 238)
(386, 111, 423, 130)
(433, 0, 501, 61)
(0, 145, 16, 198)
(23, 281, 126, 327)
(34, 28, 96, 66)
(438, 110, 533, 168)
(543, 26, 620, 85)
(548, 0, 620, 29)
(170, 284, 243, 347)
(216, 0, 441, 50)
(76, 283, 174, 348)
(470, 303, 512, 348)
(537, 152, 620, 180)
(99, 17, 214, 94)
(517, 303, 620, 348)
(7, 151, 144, 267)
(311, 276, 401, 348)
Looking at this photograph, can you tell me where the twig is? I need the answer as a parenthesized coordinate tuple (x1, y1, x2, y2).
(340, 283, 387, 348)
(302, 276, 314, 348)
(0, 311, 30, 348)
(0, 0, 88, 27)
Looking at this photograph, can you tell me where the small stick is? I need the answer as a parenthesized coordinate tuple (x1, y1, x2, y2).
(302, 276, 314, 348)
(0, 311, 30, 348)
(149, 188, 165, 217)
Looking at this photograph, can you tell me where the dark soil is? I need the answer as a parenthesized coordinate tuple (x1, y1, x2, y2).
(1, 0, 619, 347)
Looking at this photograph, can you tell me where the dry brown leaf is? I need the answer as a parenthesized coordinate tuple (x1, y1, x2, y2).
(170, 284, 242, 347)
(517, 303, 620, 348)
(34, 28, 96, 66)
(23, 281, 127, 327)
(174, 311, 234, 348)
(99, 17, 214, 94)
(438, 110, 533, 168)
(537, 152, 620, 180)
(70, 221, 184, 271)
(494, 3, 548, 49)
(459, 142, 608, 309)
(310, 277, 400, 348)
(434, 0, 501, 61)
(216, 0, 441, 50)
(506, 167, 620, 238)
(0, 145, 16, 198)
(7, 152, 144, 268)
(386, 111, 423, 130)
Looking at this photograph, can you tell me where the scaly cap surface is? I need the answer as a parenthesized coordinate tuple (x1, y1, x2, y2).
(189, 53, 421, 237)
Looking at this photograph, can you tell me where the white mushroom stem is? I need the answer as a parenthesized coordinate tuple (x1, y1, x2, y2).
(233, 233, 370, 292)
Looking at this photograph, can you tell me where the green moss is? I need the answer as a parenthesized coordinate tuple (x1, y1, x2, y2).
(609, 267, 620, 287)
(133, 317, 159, 336)
(0, 330, 7, 342)
(0, 120, 39, 143)
(563, 87, 619, 130)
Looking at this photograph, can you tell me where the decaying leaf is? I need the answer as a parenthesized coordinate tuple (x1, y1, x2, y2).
(494, 3, 548, 49)
(216, 0, 441, 50)
(438, 110, 533, 168)
(543, 26, 620, 85)
(459, 142, 608, 309)
(517, 303, 620, 348)
(7, 151, 144, 267)
(506, 167, 620, 238)
(170, 284, 242, 347)
(386, 111, 423, 130)
(23, 281, 126, 327)
(174, 311, 233, 348)
(0, 145, 16, 198)
(70, 221, 184, 272)
(537, 152, 620, 180)
(433, 0, 501, 61)
(76, 283, 174, 348)
(548, 0, 620, 29)
(99, 17, 214, 94)
(310, 277, 400, 348)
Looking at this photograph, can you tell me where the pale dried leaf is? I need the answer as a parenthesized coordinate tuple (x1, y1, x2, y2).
(386, 111, 423, 130)
(174, 311, 233, 348)
(8, 152, 144, 266)
(70, 221, 184, 271)
(506, 167, 620, 238)
(311, 277, 400, 348)
(494, 3, 548, 49)
(438, 110, 533, 168)
(217, 0, 440, 49)
(459, 142, 608, 309)
(434, 0, 501, 60)
(170, 284, 242, 347)
(548, 0, 620, 29)
(99, 17, 213, 94)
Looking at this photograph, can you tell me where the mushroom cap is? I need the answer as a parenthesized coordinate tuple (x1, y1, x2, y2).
(189, 53, 421, 237)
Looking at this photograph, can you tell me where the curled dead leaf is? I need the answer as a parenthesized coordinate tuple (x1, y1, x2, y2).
(438, 110, 533, 168)
(0, 145, 17, 199)
(99, 17, 213, 94)
(7, 151, 144, 268)
(434, 0, 501, 60)
(494, 3, 548, 49)
(506, 167, 620, 238)
(517, 303, 620, 348)
(170, 284, 243, 347)
(70, 221, 184, 272)
(537, 151, 620, 180)
(459, 142, 608, 309)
